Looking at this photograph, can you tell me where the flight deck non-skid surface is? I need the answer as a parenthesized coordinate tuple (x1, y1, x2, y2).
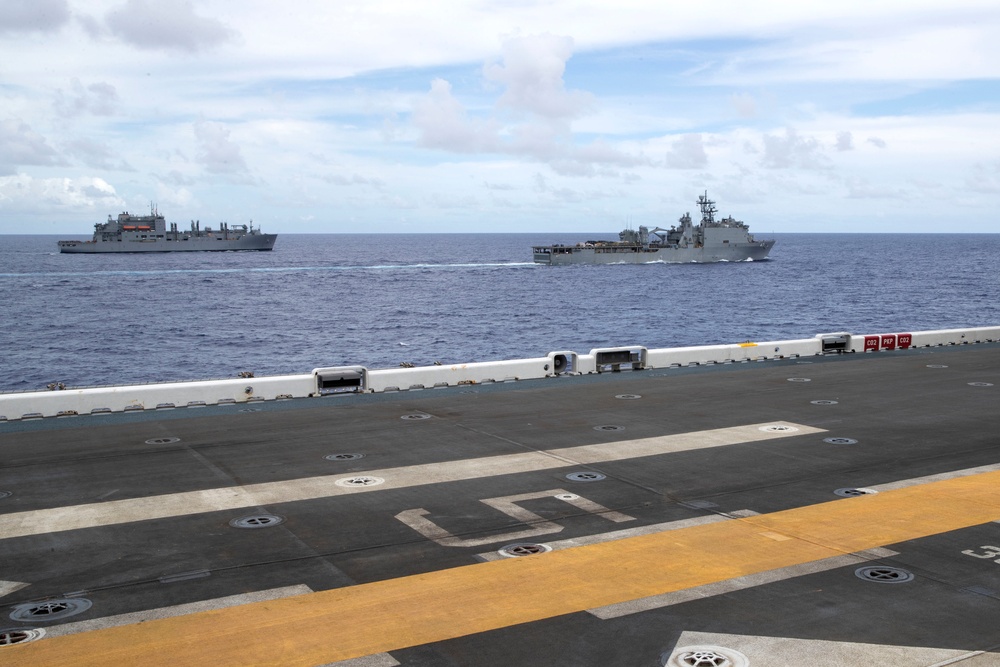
(2, 344, 999, 666)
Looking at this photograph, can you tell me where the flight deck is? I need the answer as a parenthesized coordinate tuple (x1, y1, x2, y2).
(2, 332, 999, 666)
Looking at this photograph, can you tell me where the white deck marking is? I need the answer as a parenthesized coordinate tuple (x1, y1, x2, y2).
(0, 580, 30, 598)
(869, 463, 1000, 492)
(0, 422, 821, 540)
(321, 656, 401, 667)
(396, 488, 635, 548)
(666, 630, 983, 667)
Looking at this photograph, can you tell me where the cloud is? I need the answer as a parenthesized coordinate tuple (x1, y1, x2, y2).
(161, 170, 195, 186)
(665, 134, 708, 168)
(835, 131, 853, 151)
(532, 172, 583, 202)
(759, 128, 830, 169)
(54, 79, 120, 117)
(64, 137, 133, 171)
(0, 0, 69, 35)
(483, 34, 594, 119)
(425, 192, 479, 209)
(413, 78, 500, 153)
(966, 160, 1000, 193)
(323, 173, 386, 190)
(193, 120, 248, 175)
(0, 173, 123, 212)
(413, 34, 646, 176)
(844, 177, 909, 199)
(866, 136, 887, 148)
(731, 92, 756, 118)
(0, 119, 65, 175)
(105, 0, 237, 54)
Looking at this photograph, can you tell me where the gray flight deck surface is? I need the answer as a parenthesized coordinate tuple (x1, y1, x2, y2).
(2, 343, 1000, 666)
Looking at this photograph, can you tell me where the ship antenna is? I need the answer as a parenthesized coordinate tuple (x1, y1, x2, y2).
(698, 190, 717, 224)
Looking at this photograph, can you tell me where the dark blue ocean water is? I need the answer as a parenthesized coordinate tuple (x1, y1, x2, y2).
(1, 233, 998, 392)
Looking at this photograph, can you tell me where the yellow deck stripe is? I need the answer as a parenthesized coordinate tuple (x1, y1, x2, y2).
(9, 469, 1000, 667)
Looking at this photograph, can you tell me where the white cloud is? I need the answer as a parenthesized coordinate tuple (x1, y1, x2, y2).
(844, 176, 910, 199)
(731, 93, 756, 118)
(162, 170, 195, 186)
(0, 0, 70, 35)
(63, 137, 132, 170)
(323, 173, 386, 190)
(707, 17, 1000, 85)
(0, 119, 65, 175)
(665, 134, 708, 169)
(153, 181, 195, 209)
(413, 79, 500, 153)
(193, 120, 248, 175)
(413, 34, 648, 176)
(759, 128, 830, 169)
(105, 0, 237, 54)
(966, 160, 1000, 194)
(54, 79, 120, 117)
(835, 131, 853, 151)
(483, 34, 594, 119)
(0, 173, 123, 213)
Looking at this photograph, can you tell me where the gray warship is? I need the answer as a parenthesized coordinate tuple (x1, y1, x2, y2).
(57, 207, 276, 253)
(533, 191, 774, 265)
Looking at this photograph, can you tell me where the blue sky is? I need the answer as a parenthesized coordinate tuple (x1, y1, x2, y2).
(1, 0, 999, 234)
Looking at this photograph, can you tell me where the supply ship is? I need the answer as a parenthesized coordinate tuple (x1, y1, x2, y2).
(533, 192, 774, 264)
(57, 207, 276, 253)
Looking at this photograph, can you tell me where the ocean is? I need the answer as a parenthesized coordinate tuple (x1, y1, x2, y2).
(2, 233, 998, 393)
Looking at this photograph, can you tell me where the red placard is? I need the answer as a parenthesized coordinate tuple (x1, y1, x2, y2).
(881, 334, 897, 351)
(864, 335, 880, 352)
(897, 333, 912, 349)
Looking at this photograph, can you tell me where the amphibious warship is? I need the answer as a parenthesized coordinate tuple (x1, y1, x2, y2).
(57, 207, 276, 253)
(533, 192, 774, 265)
(2, 326, 1000, 666)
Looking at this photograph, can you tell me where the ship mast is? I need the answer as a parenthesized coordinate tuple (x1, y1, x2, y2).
(697, 191, 716, 224)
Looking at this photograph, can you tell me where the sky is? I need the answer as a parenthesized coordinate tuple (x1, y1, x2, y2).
(1, 0, 999, 234)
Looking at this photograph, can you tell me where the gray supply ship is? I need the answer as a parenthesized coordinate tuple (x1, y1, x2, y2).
(533, 191, 774, 265)
(57, 207, 276, 253)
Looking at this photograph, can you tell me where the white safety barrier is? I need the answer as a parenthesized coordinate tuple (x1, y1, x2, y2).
(1, 326, 997, 421)
(847, 326, 1000, 352)
(644, 337, 822, 368)
(0, 375, 315, 421)
(362, 354, 562, 393)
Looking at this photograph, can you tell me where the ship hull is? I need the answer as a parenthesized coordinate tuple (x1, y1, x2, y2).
(58, 234, 277, 253)
(533, 240, 775, 265)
